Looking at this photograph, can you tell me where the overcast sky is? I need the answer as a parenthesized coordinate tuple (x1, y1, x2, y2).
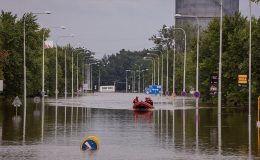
(1, 0, 260, 59)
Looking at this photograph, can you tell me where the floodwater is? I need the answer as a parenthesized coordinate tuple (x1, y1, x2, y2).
(0, 93, 259, 160)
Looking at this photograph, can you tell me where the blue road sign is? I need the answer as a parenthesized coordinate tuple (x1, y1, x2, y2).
(148, 85, 161, 95)
(181, 91, 187, 97)
(193, 91, 200, 98)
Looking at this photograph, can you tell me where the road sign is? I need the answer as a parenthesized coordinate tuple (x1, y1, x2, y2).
(181, 91, 187, 97)
(210, 73, 218, 84)
(34, 96, 41, 104)
(210, 84, 217, 95)
(148, 85, 161, 95)
(193, 91, 200, 98)
(238, 74, 247, 87)
(12, 96, 22, 107)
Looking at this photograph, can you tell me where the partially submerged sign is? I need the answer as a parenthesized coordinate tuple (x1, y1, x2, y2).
(12, 96, 22, 107)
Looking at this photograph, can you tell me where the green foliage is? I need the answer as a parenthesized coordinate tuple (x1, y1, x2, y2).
(198, 12, 260, 105)
(0, 11, 90, 98)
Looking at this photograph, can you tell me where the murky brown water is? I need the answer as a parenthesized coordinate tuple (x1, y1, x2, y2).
(0, 93, 259, 159)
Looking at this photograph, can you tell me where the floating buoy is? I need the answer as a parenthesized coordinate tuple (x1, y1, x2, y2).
(80, 136, 100, 151)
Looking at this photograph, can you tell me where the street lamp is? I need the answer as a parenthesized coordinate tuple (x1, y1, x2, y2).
(23, 11, 51, 141)
(248, 0, 253, 118)
(42, 26, 65, 99)
(216, 0, 224, 153)
(55, 34, 74, 100)
(71, 47, 84, 99)
(135, 64, 141, 93)
(175, 13, 200, 97)
(131, 70, 136, 92)
(125, 70, 131, 93)
(173, 27, 187, 96)
(147, 53, 159, 85)
(144, 57, 155, 85)
(89, 62, 98, 92)
(141, 69, 149, 92)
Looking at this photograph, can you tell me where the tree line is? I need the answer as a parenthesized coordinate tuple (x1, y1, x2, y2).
(1, 10, 260, 106)
(0, 11, 93, 98)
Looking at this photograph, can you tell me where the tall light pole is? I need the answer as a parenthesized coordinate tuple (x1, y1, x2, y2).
(141, 69, 149, 92)
(144, 57, 155, 85)
(71, 47, 83, 99)
(98, 67, 100, 92)
(135, 64, 141, 93)
(175, 14, 200, 97)
(166, 48, 169, 96)
(173, 27, 187, 95)
(42, 26, 65, 98)
(172, 39, 176, 95)
(218, 0, 223, 151)
(131, 70, 136, 92)
(147, 53, 159, 85)
(125, 70, 131, 93)
(249, 0, 253, 118)
(89, 62, 98, 92)
(161, 27, 170, 96)
(23, 11, 51, 141)
(55, 34, 74, 100)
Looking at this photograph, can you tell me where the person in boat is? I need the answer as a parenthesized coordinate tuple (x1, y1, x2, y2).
(145, 97, 153, 105)
(133, 96, 139, 104)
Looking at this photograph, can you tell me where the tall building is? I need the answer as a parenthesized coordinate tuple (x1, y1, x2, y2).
(175, 0, 239, 28)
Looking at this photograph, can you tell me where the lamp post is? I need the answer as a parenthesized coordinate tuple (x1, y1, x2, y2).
(125, 70, 131, 93)
(172, 39, 176, 95)
(98, 67, 100, 92)
(55, 34, 74, 100)
(144, 57, 155, 85)
(135, 64, 141, 93)
(173, 27, 187, 95)
(23, 11, 51, 141)
(147, 53, 159, 85)
(141, 69, 149, 92)
(89, 62, 98, 92)
(83, 53, 94, 92)
(218, 1, 223, 149)
(131, 70, 136, 92)
(249, 0, 253, 118)
(71, 47, 84, 99)
(42, 26, 65, 98)
(150, 37, 164, 95)
(175, 14, 200, 97)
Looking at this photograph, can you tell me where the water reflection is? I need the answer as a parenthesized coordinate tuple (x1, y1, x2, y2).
(41, 100, 45, 143)
(133, 111, 153, 123)
(12, 115, 22, 132)
(195, 99, 199, 153)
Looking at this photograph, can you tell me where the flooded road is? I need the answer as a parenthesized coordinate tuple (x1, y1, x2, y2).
(0, 93, 259, 159)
